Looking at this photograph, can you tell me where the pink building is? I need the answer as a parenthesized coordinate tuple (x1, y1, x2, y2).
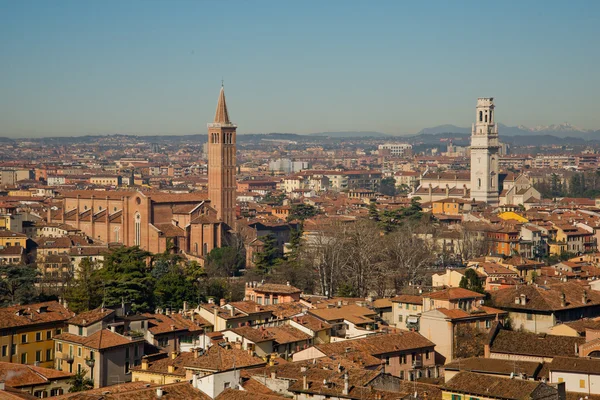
(244, 282, 302, 305)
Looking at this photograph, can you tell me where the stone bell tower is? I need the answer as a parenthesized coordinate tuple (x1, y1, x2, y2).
(470, 97, 500, 206)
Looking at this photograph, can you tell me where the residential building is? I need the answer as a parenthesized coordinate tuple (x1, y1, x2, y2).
(0, 301, 71, 368)
(0, 361, 72, 397)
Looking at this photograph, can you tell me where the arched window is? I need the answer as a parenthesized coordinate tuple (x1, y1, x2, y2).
(479, 111, 483, 122)
(194, 243, 198, 254)
(134, 213, 141, 246)
(489, 110, 493, 123)
(114, 227, 120, 243)
(478, 178, 481, 188)
(203, 243, 208, 256)
(485, 113, 488, 123)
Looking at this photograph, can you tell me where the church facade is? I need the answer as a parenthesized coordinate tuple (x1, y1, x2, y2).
(48, 87, 237, 262)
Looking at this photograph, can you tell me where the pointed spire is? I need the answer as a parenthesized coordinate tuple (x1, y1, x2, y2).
(214, 84, 231, 125)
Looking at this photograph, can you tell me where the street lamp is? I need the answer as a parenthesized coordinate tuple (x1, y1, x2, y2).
(85, 356, 95, 388)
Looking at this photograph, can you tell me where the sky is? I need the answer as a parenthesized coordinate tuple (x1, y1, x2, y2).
(1, 0, 599, 137)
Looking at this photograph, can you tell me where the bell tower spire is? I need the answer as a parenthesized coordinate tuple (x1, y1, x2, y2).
(208, 85, 237, 227)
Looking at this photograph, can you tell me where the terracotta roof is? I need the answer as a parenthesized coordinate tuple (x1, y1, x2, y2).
(549, 356, 600, 374)
(0, 361, 72, 388)
(142, 313, 205, 335)
(0, 301, 72, 329)
(490, 329, 584, 358)
(491, 282, 600, 312)
(443, 357, 542, 378)
(215, 389, 284, 400)
(250, 283, 302, 295)
(559, 318, 600, 335)
(308, 304, 376, 322)
(424, 287, 485, 301)
(315, 332, 434, 358)
(55, 329, 138, 350)
(54, 382, 211, 400)
(391, 294, 423, 305)
(67, 307, 115, 327)
(290, 314, 332, 332)
(442, 371, 550, 400)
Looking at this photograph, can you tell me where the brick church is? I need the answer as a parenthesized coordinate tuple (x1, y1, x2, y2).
(48, 86, 237, 262)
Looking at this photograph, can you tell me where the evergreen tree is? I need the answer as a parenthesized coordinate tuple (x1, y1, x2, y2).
(288, 204, 318, 221)
(68, 369, 94, 392)
(64, 258, 102, 313)
(0, 264, 39, 306)
(205, 246, 245, 277)
(95, 247, 154, 313)
(459, 269, 485, 294)
(253, 234, 280, 275)
(379, 177, 397, 196)
(368, 202, 380, 221)
(154, 265, 196, 309)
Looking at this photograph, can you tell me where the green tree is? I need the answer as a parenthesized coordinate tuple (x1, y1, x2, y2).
(0, 264, 40, 306)
(68, 369, 94, 392)
(336, 283, 357, 297)
(459, 268, 485, 294)
(64, 258, 102, 313)
(288, 204, 318, 221)
(154, 266, 196, 309)
(379, 177, 397, 196)
(253, 234, 280, 275)
(95, 247, 154, 313)
(368, 202, 380, 221)
(205, 246, 245, 277)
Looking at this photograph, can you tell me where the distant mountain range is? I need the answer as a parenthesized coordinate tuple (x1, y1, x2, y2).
(309, 131, 390, 138)
(417, 123, 600, 139)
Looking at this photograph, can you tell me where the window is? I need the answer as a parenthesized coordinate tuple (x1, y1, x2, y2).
(385, 356, 390, 365)
(224, 382, 231, 389)
(265, 297, 270, 305)
(125, 361, 130, 373)
(413, 305, 417, 311)
(398, 315, 403, 322)
(69, 345, 73, 357)
(78, 347, 82, 357)
(134, 213, 141, 246)
(526, 313, 533, 321)
(273, 297, 279, 305)
(21, 352, 27, 363)
(46, 349, 52, 361)
(405, 304, 409, 310)
(36, 350, 42, 362)
(580, 379, 586, 388)
(469, 398, 480, 400)
(50, 388, 64, 396)
(1, 345, 6, 357)
(35, 332, 42, 341)
(11, 344, 16, 356)
(57, 343, 62, 352)
(46, 331, 52, 340)
(34, 390, 47, 398)
(89, 350, 94, 360)
(56, 329, 62, 335)
(21, 334, 27, 344)
(77, 363, 82, 373)
(400, 354, 406, 364)
(425, 351, 430, 360)
(485, 320, 491, 329)
(397, 303, 402, 308)
(452, 395, 462, 400)
(79, 326, 83, 336)
(256, 297, 263, 305)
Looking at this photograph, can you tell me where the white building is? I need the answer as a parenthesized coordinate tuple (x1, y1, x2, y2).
(378, 143, 412, 156)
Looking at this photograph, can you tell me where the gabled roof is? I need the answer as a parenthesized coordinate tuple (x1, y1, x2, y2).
(68, 307, 114, 327)
(490, 282, 600, 312)
(55, 329, 138, 350)
(424, 287, 485, 301)
(490, 329, 584, 358)
(442, 371, 550, 400)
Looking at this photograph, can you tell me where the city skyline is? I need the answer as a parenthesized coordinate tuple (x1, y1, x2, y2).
(1, 0, 600, 137)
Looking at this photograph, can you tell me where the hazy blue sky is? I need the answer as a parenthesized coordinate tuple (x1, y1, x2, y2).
(1, 0, 599, 137)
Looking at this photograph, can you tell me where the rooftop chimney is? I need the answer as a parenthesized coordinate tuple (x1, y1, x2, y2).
(141, 357, 148, 370)
(156, 387, 163, 398)
(583, 290, 588, 305)
(220, 298, 227, 307)
(167, 364, 174, 373)
(561, 292, 567, 307)
(343, 373, 349, 395)
(170, 351, 177, 360)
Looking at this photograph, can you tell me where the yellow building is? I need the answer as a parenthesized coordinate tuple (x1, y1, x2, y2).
(0, 301, 71, 368)
(0, 230, 27, 247)
(7, 190, 32, 197)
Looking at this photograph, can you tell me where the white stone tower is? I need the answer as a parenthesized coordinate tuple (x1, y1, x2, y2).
(470, 97, 500, 206)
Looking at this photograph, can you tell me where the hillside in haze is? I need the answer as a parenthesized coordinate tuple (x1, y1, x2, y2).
(416, 123, 600, 139)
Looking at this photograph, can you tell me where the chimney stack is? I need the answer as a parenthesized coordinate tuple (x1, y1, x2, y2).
(156, 387, 163, 398)
(343, 373, 349, 395)
(220, 298, 227, 307)
(561, 292, 566, 307)
(583, 290, 588, 305)
(141, 357, 149, 370)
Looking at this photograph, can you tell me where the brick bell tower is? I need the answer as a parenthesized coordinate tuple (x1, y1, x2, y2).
(208, 85, 237, 227)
